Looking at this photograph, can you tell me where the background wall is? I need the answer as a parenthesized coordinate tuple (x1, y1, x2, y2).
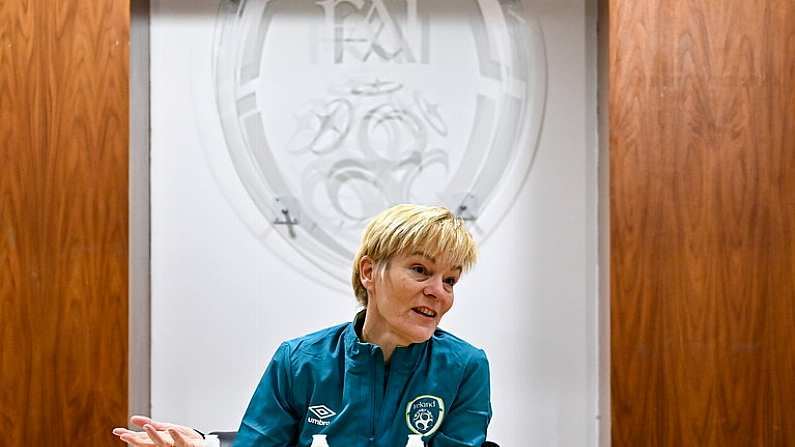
(609, 0, 795, 445)
(1, 0, 790, 445)
(149, 1, 600, 446)
(0, 1, 129, 445)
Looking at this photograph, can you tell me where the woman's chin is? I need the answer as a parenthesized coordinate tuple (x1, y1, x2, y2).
(392, 314, 439, 344)
(404, 324, 436, 344)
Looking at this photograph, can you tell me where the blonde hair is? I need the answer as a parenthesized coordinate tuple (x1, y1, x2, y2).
(351, 204, 478, 306)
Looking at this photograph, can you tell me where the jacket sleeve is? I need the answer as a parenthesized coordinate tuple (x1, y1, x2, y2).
(430, 349, 492, 447)
(234, 343, 300, 447)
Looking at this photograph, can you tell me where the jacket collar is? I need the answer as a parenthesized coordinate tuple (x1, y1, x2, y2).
(343, 309, 427, 373)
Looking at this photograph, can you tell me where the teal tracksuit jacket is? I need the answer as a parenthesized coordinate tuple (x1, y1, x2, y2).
(234, 312, 492, 447)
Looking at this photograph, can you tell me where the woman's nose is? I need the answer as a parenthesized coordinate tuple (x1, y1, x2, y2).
(423, 275, 447, 298)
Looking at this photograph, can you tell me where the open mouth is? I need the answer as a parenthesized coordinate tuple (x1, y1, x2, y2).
(412, 306, 437, 318)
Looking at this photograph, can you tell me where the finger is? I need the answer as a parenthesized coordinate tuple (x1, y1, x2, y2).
(129, 415, 153, 428)
(113, 429, 149, 440)
(144, 424, 173, 447)
(119, 432, 156, 447)
(168, 429, 192, 447)
(172, 426, 204, 439)
(132, 415, 174, 431)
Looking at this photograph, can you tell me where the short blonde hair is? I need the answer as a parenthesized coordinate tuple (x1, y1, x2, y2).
(351, 204, 478, 306)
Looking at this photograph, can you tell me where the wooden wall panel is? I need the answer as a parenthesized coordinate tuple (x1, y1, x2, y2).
(610, 0, 795, 445)
(0, 1, 129, 445)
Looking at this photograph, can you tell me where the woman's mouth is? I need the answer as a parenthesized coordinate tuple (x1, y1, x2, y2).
(412, 306, 437, 318)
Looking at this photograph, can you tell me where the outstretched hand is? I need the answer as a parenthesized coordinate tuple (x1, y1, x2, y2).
(112, 415, 205, 447)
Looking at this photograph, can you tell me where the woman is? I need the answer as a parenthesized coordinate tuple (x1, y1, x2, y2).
(114, 204, 491, 447)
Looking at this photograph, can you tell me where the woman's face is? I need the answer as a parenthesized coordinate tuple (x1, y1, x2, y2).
(362, 252, 461, 345)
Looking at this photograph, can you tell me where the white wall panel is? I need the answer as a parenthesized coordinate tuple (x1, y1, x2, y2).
(150, 1, 598, 445)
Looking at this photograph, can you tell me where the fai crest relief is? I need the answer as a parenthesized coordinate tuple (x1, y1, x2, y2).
(209, 0, 548, 288)
(405, 395, 445, 436)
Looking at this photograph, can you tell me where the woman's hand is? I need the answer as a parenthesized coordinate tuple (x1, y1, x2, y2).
(112, 415, 206, 447)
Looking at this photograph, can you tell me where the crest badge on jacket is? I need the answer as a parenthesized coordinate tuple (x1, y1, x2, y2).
(405, 395, 445, 436)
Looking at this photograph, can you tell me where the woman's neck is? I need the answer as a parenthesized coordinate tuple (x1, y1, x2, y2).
(360, 310, 405, 363)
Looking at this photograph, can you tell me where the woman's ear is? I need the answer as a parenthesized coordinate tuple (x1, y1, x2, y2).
(359, 256, 375, 290)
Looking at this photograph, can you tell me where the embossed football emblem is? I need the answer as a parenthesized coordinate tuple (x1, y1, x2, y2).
(413, 408, 434, 432)
(210, 0, 547, 286)
(406, 395, 445, 435)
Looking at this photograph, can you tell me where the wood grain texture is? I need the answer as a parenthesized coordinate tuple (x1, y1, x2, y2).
(609, 0, 795, 445)
(0, 0, 129, 445)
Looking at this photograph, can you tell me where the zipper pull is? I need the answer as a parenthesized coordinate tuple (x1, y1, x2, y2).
(405, 434, 425, 446)
(310, 434, 330, 447)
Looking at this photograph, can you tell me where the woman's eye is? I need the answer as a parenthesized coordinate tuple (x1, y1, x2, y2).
(411, 265, 427, 274)
(444, 277, 457, 286)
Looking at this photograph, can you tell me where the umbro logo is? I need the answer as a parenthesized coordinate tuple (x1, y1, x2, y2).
(307, 404, 337, 426)
(309, 404, 336, 419)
